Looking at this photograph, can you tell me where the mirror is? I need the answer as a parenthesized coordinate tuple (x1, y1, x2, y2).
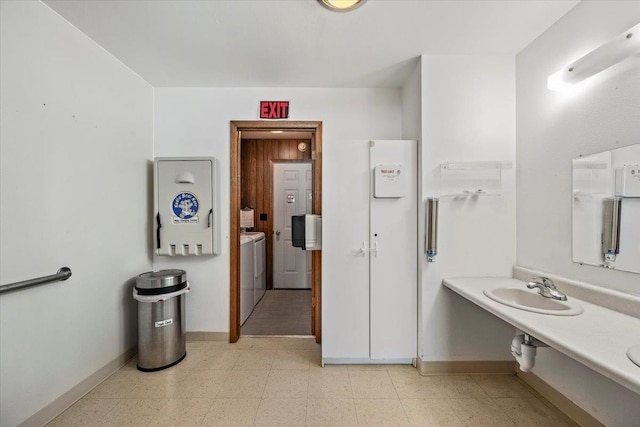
(572, 143, 640, 273)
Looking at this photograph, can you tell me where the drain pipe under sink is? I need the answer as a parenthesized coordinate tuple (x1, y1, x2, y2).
(511, 333, 549, 372)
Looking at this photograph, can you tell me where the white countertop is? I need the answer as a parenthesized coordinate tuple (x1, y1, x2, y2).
(443, 277, 640, 396)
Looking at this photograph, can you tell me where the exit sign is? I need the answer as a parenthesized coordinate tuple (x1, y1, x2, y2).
(259, 101, 289, 119)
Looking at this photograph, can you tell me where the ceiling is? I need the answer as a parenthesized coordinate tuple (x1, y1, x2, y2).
(44, 0, 579, 88)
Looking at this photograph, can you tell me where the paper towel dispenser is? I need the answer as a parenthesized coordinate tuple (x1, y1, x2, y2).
(292, 214, 322, 250)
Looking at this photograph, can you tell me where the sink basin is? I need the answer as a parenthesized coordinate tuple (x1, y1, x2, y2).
(483, 288, 583, 316)
(628, 345, 640, 367)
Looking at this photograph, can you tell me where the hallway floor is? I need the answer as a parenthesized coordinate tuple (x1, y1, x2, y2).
(47, 337, 574, 426)
(242, 290, 312, 336)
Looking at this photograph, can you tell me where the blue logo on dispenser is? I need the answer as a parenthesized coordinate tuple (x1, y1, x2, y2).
(172, 192, 199, 222)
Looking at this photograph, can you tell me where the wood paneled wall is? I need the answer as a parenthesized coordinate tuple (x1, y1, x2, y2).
(241, 139, 312, 289)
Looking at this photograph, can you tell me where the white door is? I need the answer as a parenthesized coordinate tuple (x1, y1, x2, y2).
(323, 141, 371, 359)
(369, 140, 417, 359)
(323, 140, 417, 362)
(273, 162, 312, 289)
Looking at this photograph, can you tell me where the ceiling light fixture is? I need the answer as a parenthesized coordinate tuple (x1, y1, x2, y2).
(547, 22, 640, 91)
(319, 0, 366, 12)
(270, 130, 283, 134)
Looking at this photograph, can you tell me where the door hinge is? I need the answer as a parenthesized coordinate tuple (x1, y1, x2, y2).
(311, 151, 316, 160)
(312, 296, 316, 308)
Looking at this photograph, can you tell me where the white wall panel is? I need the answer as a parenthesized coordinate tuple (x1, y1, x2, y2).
(0, 2, 153, 425)
(516, 2, 640, 424)
(420, 55, 517, 363)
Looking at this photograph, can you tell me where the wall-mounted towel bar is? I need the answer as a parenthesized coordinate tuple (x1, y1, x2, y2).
(0, 267, 72, 295)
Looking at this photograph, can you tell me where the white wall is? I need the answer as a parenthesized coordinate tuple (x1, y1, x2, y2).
(402, 61, 424, 354)
(420, 55, 517, 362)
(153, 88, 402, 332)
(517, 1, 640, 295)
(0, 2, 153, 425)
(516, 1, 640, 425)
(401, 61, 422, 142)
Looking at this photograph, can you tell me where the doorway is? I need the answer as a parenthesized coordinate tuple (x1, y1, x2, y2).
(230, 121, 322, 343)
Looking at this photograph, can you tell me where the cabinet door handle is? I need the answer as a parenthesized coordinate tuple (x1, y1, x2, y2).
(359, 241, 378, 257)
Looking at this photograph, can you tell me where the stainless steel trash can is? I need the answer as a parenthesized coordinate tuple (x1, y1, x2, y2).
(134, 269, 188, 371)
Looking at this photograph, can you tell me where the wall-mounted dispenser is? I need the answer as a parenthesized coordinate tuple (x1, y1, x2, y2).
(602, 197, 622, 263)
(154, 157, 220, 256)
(615, 164, 640, 197)
(426, 198, 439, 262)
(240, 207, 255, 230)
(292, 214, 322, 250)
(373, 164, 405, 198)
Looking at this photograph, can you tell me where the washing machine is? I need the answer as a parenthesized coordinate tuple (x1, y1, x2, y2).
(240, 235, 254, 325)
(241, 232, 266, 305)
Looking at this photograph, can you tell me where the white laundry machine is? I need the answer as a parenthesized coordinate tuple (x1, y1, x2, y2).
(240, 235, 254, 325)
(241, 232, 266, 305)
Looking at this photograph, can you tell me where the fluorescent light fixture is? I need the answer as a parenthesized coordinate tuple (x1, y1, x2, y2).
(319, 0, 366, 12)
(270, 130, 283, 134)
(548, 22, 640, 91)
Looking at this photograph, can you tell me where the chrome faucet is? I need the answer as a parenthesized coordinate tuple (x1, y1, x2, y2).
(527, 277, 567, 301)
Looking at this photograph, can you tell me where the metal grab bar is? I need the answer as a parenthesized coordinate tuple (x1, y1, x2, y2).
(0, 267, 72, 295)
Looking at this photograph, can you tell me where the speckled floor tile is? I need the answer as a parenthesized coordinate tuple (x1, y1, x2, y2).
(147, 398, 213, 426)
(306, 398, 358, 427)
(200, 398, 260, 427)
(96, 398, 167, 427)
(401, 398, 463, 427)
(253, 398, 307, 427)
(216, 370, 269, 398)
(350, 370, 399, 398)
(493, 397, 573, 426)
(354, 398, 410, 426)
(448, 398, 516, 427)
(46, 398, 118, 427)
(308, 368, 353, 398)
(472, 375, 534, 398)
(48, 338, 574, 427)
(263, 369, 309, 398)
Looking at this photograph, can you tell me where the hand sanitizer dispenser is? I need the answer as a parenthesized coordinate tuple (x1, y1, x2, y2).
(154, 157, 219, 256)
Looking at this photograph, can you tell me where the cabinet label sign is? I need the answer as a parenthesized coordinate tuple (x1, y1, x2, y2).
(260, 101, 289, 119)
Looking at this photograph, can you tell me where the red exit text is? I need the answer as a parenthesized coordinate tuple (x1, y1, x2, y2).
(259, 101, 289, 119)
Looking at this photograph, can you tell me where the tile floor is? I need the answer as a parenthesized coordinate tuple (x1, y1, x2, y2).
(242, 290, 312, 336)
(48, 337, 575, 426)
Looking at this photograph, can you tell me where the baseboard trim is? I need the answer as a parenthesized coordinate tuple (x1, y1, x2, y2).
(19, 347, 136, 427)
(417, 359, 516, 375)
(186, 331, 229, 342)
(517, 370, 605, 427)
(322, 357, 414, 365)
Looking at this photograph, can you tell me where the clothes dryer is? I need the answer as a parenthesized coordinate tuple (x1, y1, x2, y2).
(241, 232, 266, 305)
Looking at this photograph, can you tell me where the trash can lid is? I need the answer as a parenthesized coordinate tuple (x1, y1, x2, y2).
(135, 269, 186, 289)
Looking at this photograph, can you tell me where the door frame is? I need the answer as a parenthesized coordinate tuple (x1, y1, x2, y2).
(230, 120, 322, 343)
